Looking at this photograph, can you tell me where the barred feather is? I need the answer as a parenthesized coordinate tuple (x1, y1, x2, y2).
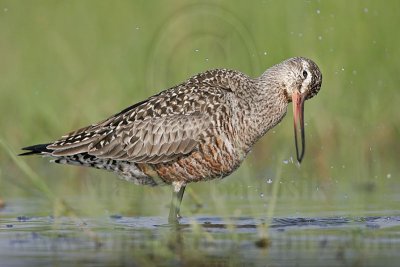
(20, 57, 322, 188)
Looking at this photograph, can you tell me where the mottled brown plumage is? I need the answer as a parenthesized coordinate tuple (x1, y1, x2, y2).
(20, 57, 322, 223)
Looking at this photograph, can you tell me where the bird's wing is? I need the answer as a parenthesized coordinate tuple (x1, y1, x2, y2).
(45, 68, 244, 163)
(89, 114, 209, 163)
(48, 113, 211, 164)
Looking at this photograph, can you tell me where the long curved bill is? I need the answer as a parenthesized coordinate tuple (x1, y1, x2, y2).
(292, 91, 306, 163)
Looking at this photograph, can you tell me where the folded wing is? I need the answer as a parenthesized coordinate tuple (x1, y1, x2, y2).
(48, 114, 210, 164)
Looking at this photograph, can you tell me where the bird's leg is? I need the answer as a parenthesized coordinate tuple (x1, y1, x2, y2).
(168, 184, 186, 224)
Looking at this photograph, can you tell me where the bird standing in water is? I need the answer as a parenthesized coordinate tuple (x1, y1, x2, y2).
(20, 57, 322, 223)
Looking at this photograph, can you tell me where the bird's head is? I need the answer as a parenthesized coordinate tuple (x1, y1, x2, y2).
(268, 57, 322, 163)
(281, 57, 322, 101)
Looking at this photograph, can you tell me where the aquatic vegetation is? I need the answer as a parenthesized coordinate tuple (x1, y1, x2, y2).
(0, 0, 399, 265)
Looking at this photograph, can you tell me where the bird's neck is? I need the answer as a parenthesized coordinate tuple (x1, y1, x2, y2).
(239, 74, 289, 151)
(259, 71, 288, 116)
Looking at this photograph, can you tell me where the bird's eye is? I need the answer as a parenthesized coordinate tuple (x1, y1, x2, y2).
(302, 70, 308, 79)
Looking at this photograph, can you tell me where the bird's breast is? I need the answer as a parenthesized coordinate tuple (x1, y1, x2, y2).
(144, 135, 244, 184)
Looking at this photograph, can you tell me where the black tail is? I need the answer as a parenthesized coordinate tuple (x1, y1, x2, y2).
(19, 143, 53, 156)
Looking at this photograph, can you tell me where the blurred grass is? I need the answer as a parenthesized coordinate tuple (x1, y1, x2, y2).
(0, 0, 399, 219)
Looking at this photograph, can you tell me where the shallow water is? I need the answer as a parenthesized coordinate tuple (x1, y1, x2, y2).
(1, 0, 400, 266)
(1, 199, 399, 267)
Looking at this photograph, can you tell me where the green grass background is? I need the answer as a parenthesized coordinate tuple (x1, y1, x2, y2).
(0, 0, 399, 218)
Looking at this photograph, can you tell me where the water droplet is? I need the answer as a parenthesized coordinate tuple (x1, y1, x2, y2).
(135, 26, 140, 30)
(266, 178, 272, 184)
(205, 58, 209, 62)
(260, 193, 264, 198)
(283, 159, 289, 164)
(263, 51, 267, 55)
(341, 67, 345, 71)
(386, 173, 391, 179)
(316, 9, 320, 14)
(194, 49, 199, 52)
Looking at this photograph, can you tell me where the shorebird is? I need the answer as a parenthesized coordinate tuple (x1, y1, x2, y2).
(20, 57, 322, 223)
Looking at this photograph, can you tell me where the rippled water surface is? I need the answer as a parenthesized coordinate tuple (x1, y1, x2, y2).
(1, 0, 400, 266)
(1, 199, 399, 267)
